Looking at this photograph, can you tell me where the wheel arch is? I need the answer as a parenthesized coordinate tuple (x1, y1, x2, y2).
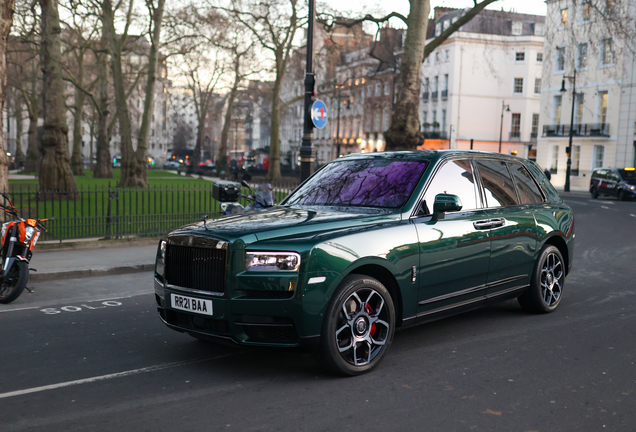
(346, 264, 404, 328)
(542, 235, 570, 276)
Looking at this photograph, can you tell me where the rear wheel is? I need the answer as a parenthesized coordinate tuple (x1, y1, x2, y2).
(518, 245, 564, 314)
(618, 189, 626, 201)
(318, 275, 395, 376)
(591, 187, 599, 199)
(0, 261, 29, 304)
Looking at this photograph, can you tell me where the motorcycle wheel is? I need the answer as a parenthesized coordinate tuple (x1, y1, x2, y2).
(0, 261, 29, 304)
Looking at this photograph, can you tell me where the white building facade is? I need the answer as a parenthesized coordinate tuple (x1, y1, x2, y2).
(420, 9, 545, 158)
(536, 0, 636, 190)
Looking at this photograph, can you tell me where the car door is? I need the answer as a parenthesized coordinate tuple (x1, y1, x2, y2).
(413, 157, 490, 316)
(473, 158, 539, 296)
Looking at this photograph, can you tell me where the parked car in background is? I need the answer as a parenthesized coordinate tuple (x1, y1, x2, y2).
(163, 160, 181, 170)
(590, 167, 636, 201)
(154, 150, 575, 375)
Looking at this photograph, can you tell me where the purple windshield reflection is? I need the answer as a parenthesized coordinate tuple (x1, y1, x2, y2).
(286, 159, 428, 208)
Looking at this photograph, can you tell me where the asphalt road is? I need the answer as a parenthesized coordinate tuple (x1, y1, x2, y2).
(1, 195, 635, 431)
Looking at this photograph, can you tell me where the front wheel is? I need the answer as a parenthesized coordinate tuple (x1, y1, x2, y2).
(318, 275, 395, 376)
(0, 261, 28, 304)
(591, 187, 599, 199)
(518, 245, 565, 313)
(618, 189, 626, 201)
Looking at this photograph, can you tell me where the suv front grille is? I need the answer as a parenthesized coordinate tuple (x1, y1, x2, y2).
(165, 244, 227, 294)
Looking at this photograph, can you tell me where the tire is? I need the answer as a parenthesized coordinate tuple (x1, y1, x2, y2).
(318, 275, 395, 376)
(518, 245, 565, 314)
(618, 190, 625, 201)
(0, 261, 29, 304)
(591, 187, 599, 199)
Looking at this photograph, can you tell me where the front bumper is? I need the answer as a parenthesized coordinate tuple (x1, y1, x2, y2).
(154, 273, 326, 350)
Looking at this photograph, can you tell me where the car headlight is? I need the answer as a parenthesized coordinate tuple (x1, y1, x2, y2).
(24, 226, 35, 242)
(245, 252, 301, 272)
(630, 186, 635, 190)
(155, 240, 167, 278)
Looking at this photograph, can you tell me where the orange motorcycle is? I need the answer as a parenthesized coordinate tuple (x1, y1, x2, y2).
(0, 193, 53, 304)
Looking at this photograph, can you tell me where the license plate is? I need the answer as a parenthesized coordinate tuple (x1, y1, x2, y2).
(171, 294, 213, 316)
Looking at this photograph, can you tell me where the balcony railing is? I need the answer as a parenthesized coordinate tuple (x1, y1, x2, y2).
(423, 130, 448, 139)
(542, 123, 610, 137)
(422, 92, 429, 101)
(441, 89, 448, 99)
(431, 91, 438, 100)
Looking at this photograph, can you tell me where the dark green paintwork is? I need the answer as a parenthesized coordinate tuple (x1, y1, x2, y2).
(154, 150, 575, 347)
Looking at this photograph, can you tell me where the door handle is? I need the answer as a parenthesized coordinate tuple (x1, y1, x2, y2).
(489, 218, 505, 228)
(473, 220, 492, 230)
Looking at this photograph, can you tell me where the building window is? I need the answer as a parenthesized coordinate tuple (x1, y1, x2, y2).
(375, 83, 381, 96)
(424, 78, 429, 94)
(514, 78, 523, 94)
(555, 46, 566, 72)
(600, 38, 613, 66)
(598, 91, 608, 124)
(435, 51, 440, 63)
(552, 95, 563, 125)
(432, 110, 437, 129)
(441, 109, 447, 132)
(367, 86, 372, 97)
(516, 52, 525, 61)
(571, 145, 581, 176)
(422, 111, 427, 130)
(383, 108, 390, 130)
(577, 42, 588, 69)
(444, 50, 449, 61)
(550, 145, 559, 174)
(443, 74, 449, 91)
(443, 19, 450, 31)
(593, 145, 605, 168)
(575, 93, 585, 125)
(561, 8, 568, 27)
(582, 1, 591, 22)
(374, 109, 381, 132)
(534, 23, 544, 36)
(512, 21, 522, 35)
(537, 52, 543, 62)
(531, 113, 539, 137)
(605, 0, 616, 16)
(534, 78, 541, 94)
(384, 82, 391, 95)
(511, 113, 521, 138)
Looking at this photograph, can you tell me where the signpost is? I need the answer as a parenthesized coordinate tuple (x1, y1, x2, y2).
(311, 100, 328, 129)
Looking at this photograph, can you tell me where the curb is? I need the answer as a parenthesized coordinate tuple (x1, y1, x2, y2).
(30, 263, 155, 283)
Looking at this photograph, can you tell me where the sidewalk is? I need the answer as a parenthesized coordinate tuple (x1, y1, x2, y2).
(29, 240, 158, 283)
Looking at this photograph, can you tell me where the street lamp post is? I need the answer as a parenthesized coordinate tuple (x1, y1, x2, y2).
(498, 101, 510, 153)
(560, 69, 576, 192)
(299, 0, 316, 181)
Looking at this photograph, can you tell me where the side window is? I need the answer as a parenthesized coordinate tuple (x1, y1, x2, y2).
(422, 159, 480, 215)
(475, 159, 520, 208)
(508, 162, 544, 204)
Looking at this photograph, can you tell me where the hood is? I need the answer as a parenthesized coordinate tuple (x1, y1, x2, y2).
(167, 205, 400, 244)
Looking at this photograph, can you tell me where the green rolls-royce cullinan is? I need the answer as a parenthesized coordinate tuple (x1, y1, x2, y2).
(154, 150, 574, 375)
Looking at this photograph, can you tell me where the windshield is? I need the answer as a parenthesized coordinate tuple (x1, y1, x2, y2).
(619, 169, 636, 181)
(285, 159, 428, 208)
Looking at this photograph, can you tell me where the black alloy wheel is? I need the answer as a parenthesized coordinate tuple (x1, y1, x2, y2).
(518, 245, 565, 314)
(318, 275, 395, 376)
(0, 261, 28, 304)
(591, 187, 599, 199)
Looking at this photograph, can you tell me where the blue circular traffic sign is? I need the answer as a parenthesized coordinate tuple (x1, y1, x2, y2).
(310, 100, 328, 129)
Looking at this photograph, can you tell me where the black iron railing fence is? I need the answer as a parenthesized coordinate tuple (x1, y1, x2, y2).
(3, 180, 300, 242)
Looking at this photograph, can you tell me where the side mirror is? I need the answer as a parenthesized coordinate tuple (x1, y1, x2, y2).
(432, 193, 462, 220)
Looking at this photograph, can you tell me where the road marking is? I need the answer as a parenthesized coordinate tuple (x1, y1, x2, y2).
(0, 292, 151, 314)
(631, 214, 636, 218)
(0, 354, 238, 400)
(0, 306, 40, 313)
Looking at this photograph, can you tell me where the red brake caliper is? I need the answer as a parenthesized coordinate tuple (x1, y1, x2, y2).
(365, 303, 376, 337)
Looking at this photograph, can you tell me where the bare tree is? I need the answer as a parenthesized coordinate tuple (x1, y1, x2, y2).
(320, 0, 500, 150)
(38, 0, 77, 192)
(0, 0, 17, 191)
(222, 0, 304, 180)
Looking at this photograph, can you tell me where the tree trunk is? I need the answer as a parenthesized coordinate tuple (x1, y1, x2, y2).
(38, 0, 77, 193)
(14, 95, 23, 168)
(0, 0, 16, 192)
(93, 26, 112, 178)
(24, 100, 40, 173)
(267, 70, 283, 180)
(384, 0, 430, 150)
(71, 68, 85, 175)
(103, 0, 143, 187)
(218, 81, 239, 179)
(133, 0, 165, 187)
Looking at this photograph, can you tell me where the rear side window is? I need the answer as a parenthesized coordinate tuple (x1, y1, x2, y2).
(422, 159, 480, 214)
(475, 159, 520, 208)
(508, 162, 544, 204)
(593, 169, 607, 179)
